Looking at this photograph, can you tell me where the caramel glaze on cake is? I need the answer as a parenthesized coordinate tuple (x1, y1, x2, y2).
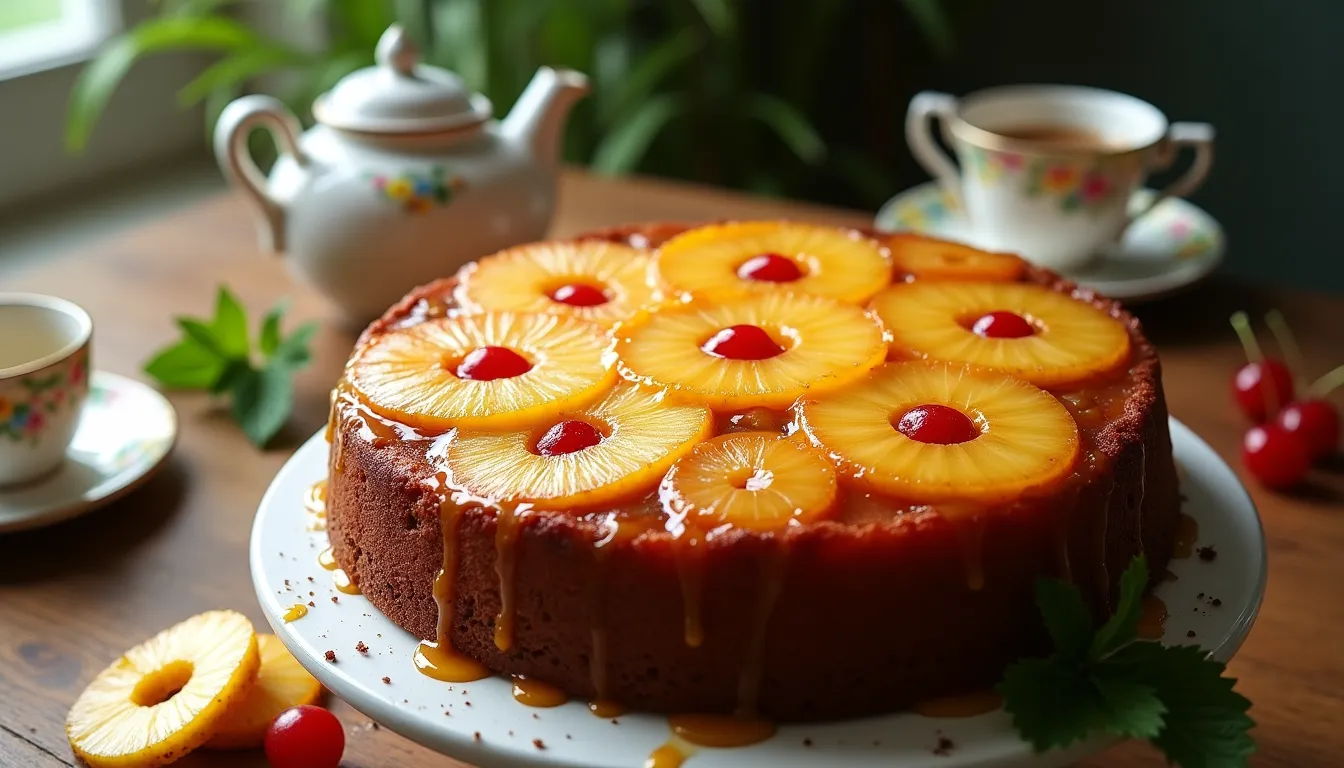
(325, 223, 1181, 721)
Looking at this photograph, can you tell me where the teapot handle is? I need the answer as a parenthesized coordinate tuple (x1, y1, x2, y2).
(213, 95, 308, 253)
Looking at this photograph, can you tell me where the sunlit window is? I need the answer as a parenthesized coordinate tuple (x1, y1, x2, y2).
(0, 0, 120, 79)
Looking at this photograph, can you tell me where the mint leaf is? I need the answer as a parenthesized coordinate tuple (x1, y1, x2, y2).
(1090, 554, 1149, 659)
(259, 301, 287, 357)
(176, 317, 225, 357)
(1092, 671, 1166, 740)
(999, 656, 1104, 752)
(209, 359, 252, 395)
(230, 364, 294, 446)
(144, 339, 225, 389)
(1036, 576, 1094, 661)
(272, 321, 318, 367)
(212, 285, 250, 359)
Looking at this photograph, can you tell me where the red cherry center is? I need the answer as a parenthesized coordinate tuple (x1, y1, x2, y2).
(1277, 399, 1340, 459)
(536, 420, 604, 457)
(1232, 359, 1295, 423)
(737, 253, 804, 283)
(265, 705, 345, 768)
(1242, 423, 1311, 490)
(455, 346, 533, 381)
(549, 283, 609, 307)
(971, 311, 1036, 339)
(896, 404, 981, 445)
(702, 324, 785, 361)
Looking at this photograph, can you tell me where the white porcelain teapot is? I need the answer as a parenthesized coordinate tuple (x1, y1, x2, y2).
(214, 25, 589, 325)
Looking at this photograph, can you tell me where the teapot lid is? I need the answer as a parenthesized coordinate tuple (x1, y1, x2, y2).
(312, 25, 492, 134)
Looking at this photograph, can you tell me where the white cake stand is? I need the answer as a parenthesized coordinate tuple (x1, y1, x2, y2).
(250, 419, 1265, 768)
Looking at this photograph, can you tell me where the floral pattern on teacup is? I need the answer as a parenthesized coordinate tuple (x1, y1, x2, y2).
(890, 187, 961, 231)
(965, 146, 1143, 214)
(371, 166, 466, 213)
(0, 350, 88, 445)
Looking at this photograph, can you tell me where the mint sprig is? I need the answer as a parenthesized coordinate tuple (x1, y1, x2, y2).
(144, 287, 317, 447)
(999, 555, 1255, 767)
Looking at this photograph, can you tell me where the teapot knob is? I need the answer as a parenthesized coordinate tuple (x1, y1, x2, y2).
(375, 24, 419, 76)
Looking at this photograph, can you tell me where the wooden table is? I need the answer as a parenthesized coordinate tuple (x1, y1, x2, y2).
(2, 171, 1341, 767)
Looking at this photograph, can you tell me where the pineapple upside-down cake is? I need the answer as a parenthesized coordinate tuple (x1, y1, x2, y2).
(326, 222, 1180, 721)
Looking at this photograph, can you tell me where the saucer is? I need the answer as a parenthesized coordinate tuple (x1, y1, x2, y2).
(874, 183, 1225, 302)
(0, 371, 177, 533)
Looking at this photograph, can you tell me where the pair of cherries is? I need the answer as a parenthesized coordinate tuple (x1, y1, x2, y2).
(1231, 311, 1342, 490)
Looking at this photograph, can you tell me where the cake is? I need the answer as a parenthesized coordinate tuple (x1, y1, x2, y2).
(325, 222, 1180, 722)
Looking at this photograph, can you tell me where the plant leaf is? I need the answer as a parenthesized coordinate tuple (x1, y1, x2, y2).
(1035, 577, 1095, 662)
(230, 365, 294, 447)
(1091, 672, 1167, 741)
(688, 0, 735, 40)
(591, 94, 684, 175)
(211, 286, 251, 360)
(273, 321, 319, 367)
(328, 0, 397, 49)
(745, 92, 826, 165)
(1090, 554, 1148, 660)
(143, 339, 226, 389)
(999, 656, 1106, 753)
(900, 0, 956, 58)
(176, 318, 225, 357)
(210, 359, 252, 395)
(178, 45, 307, 106)
(259, 302, 289, 358)
(66, 15, 261, 152)
(602, 28, 703, 125)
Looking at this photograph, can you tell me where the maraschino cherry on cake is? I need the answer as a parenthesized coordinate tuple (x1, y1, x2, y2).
(325, 224, 1180, 721)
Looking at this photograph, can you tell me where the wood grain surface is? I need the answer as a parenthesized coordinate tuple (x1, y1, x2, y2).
(1, 170, 1341, 767)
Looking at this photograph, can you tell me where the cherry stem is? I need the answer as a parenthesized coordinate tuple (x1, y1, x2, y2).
(1264, 310, 1306, 389)
(1309, 364, 1344, 399)
(1229, 311, 1262, 363)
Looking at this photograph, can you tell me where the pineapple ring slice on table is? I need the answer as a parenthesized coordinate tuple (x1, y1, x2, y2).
(661, 432, 838, 532)
(447, 382, 713, 509)
(613, 293, 888, 410)
(349, 311, 617, 431)
(886, 233, 1026, 282)
(455, 240, 659, 326)
(66, 610, 260, 768)
(206, 635, 323, 750)
(798, 360, 1080, 505)
(655, 221, 893, 303)
(870, 281, 1131, 389)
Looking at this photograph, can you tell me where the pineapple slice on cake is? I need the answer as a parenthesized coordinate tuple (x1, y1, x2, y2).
(887, 233, 1025, 282)
(455, 240, 659, 326)
(661, 432, 837, 532)
(613, 292, 887, 410)
(447, 382, 712, 509)
(206, 635, 323, 750)
(870, 281, 1131, 389)
(655, 221, 892, 303)
(798, 360, 1080, 504)
(348, 311, 616, 431)
(66, 610, 260, 768)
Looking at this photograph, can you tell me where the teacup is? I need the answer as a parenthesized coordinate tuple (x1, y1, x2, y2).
(0, 294, 92, 486)
(906, 84, 1214, 272)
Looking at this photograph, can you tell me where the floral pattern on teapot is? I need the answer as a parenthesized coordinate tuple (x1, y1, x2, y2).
(371, 167, 466, 214)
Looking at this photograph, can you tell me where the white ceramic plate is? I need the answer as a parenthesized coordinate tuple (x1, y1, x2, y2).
(251, 419, 1265, 768)
(0, 371, 177, 533)
(874, 183, 1226, 303)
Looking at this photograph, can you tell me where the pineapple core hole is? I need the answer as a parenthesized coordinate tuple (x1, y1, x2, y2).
(130, 660, 194, 707)
(732, 468, 775, 492)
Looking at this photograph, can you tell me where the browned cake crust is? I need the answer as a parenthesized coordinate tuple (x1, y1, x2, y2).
(327, 222, 1181, 721)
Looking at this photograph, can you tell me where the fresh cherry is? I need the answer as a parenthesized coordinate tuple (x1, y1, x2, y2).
(549, 283, 609, 307)
(1232, 359, 1294, 423)
(536, 420, 603, 456)
(702, 324, 785, 360)
(737, 253, 804, 283)
(455, 346, 533, 381)
(265, 705, 344, 768)
(1242, 423, 1311, 490)
(1276, 399, 1340, 460)
(970, 311, 1035, 339)
(895, 404, 981, 445)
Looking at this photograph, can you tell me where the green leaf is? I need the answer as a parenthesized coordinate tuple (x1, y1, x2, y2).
(1035, 577, 1094, 662)
(900, 0, 956, 58)
(602, 29, 702, 125)
(1092, 672, 1166, 741)
(143, 339, 226, 389)
(431, 0, 487, 91)
(259, 302, 288, 358)
(177, 318, 225, 356)
(178, 46, 307, 106)
(591, 94, 685, 175)
(999, 656, 1105, 753)
(1091, 554, 1148, 659)
(203, 82, 240, 142)
(328, 0, 397, 48)
(273, 321, 319, 367)
(210, 358, 252, 395)
(230, 364, 295, 447)
(212, 286, 250, 360)
(66, 15, 260, 152)
(688, 0, 735, 39)
(745, 93, 826, 165)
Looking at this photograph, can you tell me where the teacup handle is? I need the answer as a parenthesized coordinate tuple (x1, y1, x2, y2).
(1126, 121, 1215, 226)
(906, 91, 963, 208)
(213, 94, 309, 254)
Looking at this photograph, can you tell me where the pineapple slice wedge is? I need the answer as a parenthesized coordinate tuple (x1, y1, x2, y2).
(614, 293, 887, 410)
(887, 233, 1025, 282)
(66, 610, 260, 768)
(447, 382, 712, 509)
(870, 281, 1131, 389)
(455, 240, 659, 326)
(349, 311, 617, 431)
(655, 221, 892, 303)
(798, 360, 1080, 504)
(206, 635, 323, 750)
(661, 432, 837, 532)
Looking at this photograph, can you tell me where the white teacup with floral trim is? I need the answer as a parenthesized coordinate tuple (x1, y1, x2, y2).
(0, 294, 92, 486)
(907, 85, 1214, 272)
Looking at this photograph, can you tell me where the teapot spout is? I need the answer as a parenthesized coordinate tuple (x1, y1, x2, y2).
(502, 67, 589, 167)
